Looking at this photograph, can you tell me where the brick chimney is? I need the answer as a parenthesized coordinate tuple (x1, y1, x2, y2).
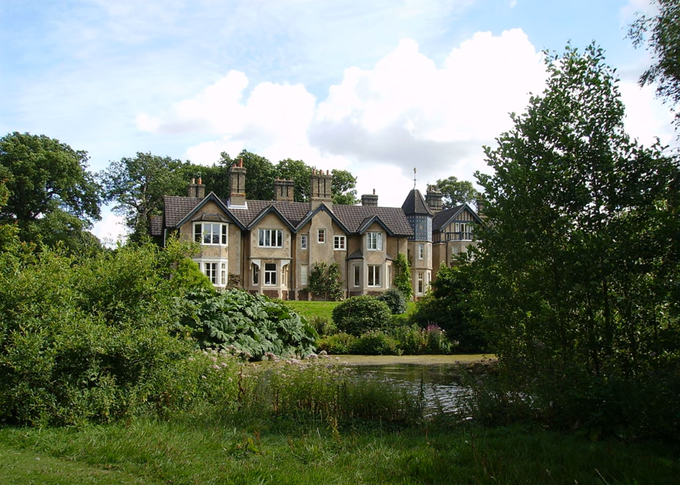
(310, 168, 332, 210)
(229, 159, 246, 206)
(426, 184, 443, 214)
(274, 178, 295, 202)
(361, 189, 378, 207)
(187, 177, 206, 198)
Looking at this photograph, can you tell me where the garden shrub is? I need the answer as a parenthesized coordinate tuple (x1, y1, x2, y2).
(181, 289, 318, 360)
(316, 332, 357, 354)
(0, 241, 202, 426)
(376, 288, 407, 314)
(351, 331, 400, 355)
(332, 295, 391, 336)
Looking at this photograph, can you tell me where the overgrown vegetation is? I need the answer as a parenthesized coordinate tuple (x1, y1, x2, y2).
(469, 43, 680, 440)
(307, 261, 343, 301)
(180, 289, 317, 360)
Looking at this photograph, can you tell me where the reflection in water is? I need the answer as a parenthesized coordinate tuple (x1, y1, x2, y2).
(346, 364, 467, 415)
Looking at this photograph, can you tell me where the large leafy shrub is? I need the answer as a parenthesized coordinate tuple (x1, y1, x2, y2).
(181, 289, 317, 359)
(376, 288, 407, 314)
(411, 264, 486, 353)
(307, 261, 343, 301)
(332, 295, 392, 336)
(0, 240, 205, 426)
(351, 331, 400, 355)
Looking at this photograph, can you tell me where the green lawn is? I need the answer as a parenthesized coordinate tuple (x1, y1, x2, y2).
(1, 419, 678, 484)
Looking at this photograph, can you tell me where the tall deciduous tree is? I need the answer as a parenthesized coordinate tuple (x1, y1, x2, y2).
(435, 176, 479, 208)
(220, 150, 275, 201)
(331, 169, 358, 205)
(101, 152, 191, 241)
(629, 0, 680, 129)
(472, 44, 680, 436)
(0, 132, 102, 248)
(274, 158, 312, 201)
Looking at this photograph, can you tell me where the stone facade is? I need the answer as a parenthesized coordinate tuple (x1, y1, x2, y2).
(152, 165, 482, 300)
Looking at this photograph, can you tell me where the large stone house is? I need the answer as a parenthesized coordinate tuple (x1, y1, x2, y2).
(151, 162, 483, 300)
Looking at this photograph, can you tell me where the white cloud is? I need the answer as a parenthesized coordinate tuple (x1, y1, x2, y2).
(135, 27, 675, 209)
(91, 209, 128, 247)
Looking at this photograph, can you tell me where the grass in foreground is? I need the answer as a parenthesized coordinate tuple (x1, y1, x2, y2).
(1, 418, 678, 485)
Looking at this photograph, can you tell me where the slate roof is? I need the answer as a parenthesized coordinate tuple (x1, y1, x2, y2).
(401, 189, 432, 216)
(432, 203, 484, 231)
(160, 195, 414, 237)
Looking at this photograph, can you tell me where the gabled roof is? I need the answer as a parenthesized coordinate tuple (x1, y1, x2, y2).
(401, 189, 432, 216)
(226, 199, 311, 230)
(162, 194, 414, 237)
(432, 203, 484, 231)
(332, 205, 413, 236)
(174, 192, 245, 230)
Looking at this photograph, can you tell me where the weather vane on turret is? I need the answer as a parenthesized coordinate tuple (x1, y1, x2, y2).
(413, 168, 417, 190)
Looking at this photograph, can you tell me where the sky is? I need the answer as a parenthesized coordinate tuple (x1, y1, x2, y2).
(1, 0, 676, 244)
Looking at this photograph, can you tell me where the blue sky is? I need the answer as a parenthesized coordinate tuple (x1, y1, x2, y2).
(0, 0, 675, 242)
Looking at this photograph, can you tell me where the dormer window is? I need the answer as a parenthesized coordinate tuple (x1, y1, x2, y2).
(259, 229, 283, 248)
(194, 223, 228, 245)
(367, 232, 382, 251)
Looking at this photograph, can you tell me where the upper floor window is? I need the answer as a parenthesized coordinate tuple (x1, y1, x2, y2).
(418, 243, 424, 259)
(367, 232, 382, 251)
(194, 223, 227, 245)
(300, 234, 308, 249)
(334, 235, 346, 250)
(259, 229, 283, 248)
(318, 229, 326, 243)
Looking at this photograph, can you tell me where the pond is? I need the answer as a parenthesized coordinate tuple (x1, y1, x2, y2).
(335, 355, 494, 415)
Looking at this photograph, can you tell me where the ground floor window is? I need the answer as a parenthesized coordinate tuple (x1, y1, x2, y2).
(417, 271, 424, 295)
(197, 259, 228, 286)
(301, 264, 308, 286)
(367, 264, 381, 287)
(264, 263, 277, 286)
(354, 265, 361, 287)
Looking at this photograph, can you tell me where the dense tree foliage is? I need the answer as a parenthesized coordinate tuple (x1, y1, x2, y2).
(411, 264, 485, 353)
(629, 0, 680, 129)
(471, 44, 680, 438)
(0, 237, 211, 425)
(435, 176, 480, 208)
(307, 261, 343, 301)
(100, 152, 193, 242)
(0, 132, 102, 249)
(330, 169, 358, 205)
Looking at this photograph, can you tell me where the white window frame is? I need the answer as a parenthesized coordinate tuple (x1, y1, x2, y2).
(196, 259, 228, 287)
(418, 243, 424, 260)
(367, 232, 382, 251)
(252, 263, 259, 285)
(300, 234, 308, 250)
(194, 222, 228, 246)
(264, 263, 277, 286)
(300, 264, 308, 286)
(318, 229, 326, 243)
(334, 235, 346, 251)
(353, 265, 361, 287)
(367, 264, 381, 287)
(417, 271, 424, 295)
(259, 229, 283, 248)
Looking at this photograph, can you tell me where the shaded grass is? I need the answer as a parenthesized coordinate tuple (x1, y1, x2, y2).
(1, 419, 678, 484)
